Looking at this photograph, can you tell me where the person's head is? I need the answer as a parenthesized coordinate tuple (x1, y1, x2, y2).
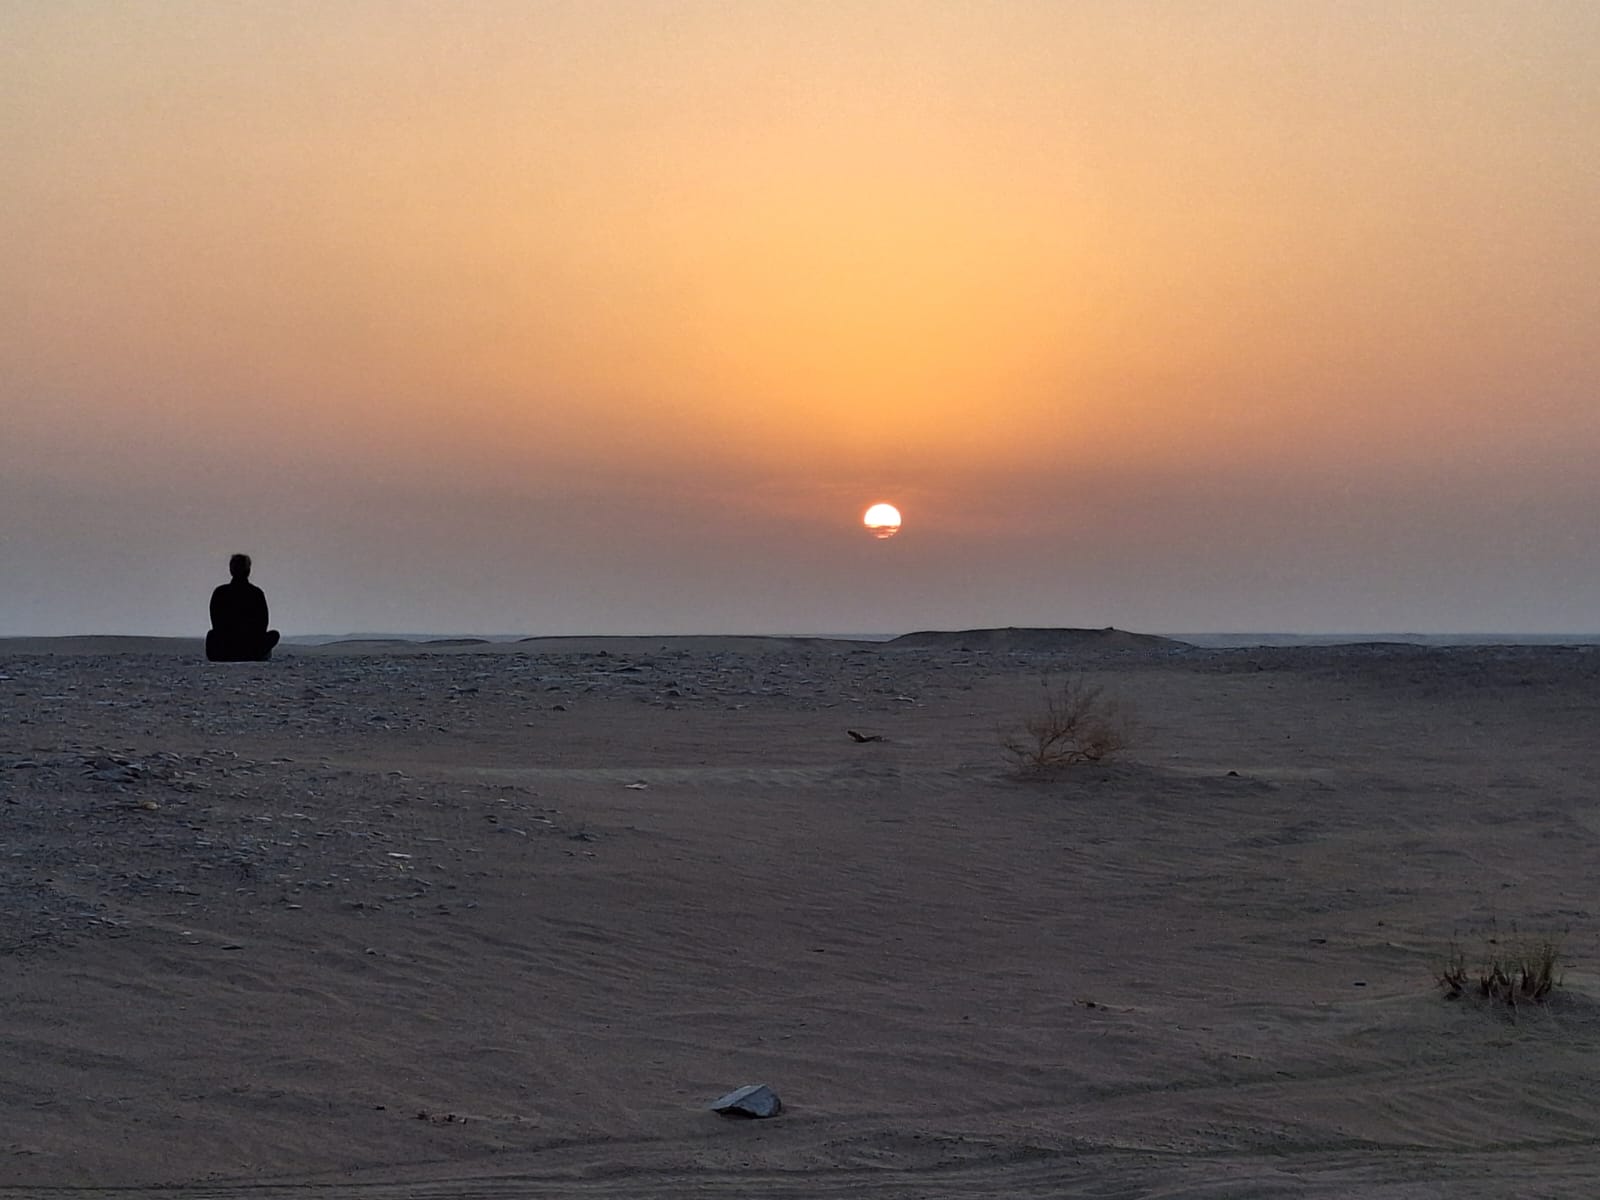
(228, 553, 252, 581)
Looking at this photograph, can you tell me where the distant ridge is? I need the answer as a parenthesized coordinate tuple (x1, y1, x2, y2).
(888, 626, 1186, 651)
(0, 635, 204, 655)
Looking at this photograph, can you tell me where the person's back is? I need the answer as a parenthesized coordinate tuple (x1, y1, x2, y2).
(206, 553, 281, 662)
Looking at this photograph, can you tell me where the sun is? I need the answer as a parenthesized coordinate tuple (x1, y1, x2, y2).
(863, 502, 902, 539)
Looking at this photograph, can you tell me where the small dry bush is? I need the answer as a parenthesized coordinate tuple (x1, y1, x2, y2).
(1437, 928, 1564, 1011)
(1001, 674, 1135, 772)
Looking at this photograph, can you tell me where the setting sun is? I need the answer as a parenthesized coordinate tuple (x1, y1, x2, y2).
(863, 503, 902, 540)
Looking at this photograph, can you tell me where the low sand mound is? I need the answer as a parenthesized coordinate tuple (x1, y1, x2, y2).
(888, 626, 1186, 652)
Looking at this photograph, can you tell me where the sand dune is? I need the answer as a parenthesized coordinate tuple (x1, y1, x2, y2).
(888, 626, 1184, 652)
(3, 640, 1598, 1195)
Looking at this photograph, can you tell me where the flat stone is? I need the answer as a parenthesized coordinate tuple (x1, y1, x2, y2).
(709, 1083, 782, 1118)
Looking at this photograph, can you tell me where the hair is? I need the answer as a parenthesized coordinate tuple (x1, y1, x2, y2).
(228, 553, 252, 579)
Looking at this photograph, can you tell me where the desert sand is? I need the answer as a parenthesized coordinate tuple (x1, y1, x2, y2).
(3, 632, 1599, 1197)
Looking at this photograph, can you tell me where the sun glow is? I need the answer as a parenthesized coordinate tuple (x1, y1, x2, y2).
(863, 502, 903, 540)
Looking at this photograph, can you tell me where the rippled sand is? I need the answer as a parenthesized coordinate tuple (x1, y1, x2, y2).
(3, 636, 1598, 1197)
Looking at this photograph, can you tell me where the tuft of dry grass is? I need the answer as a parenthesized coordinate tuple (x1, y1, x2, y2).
(1437, 928, 1564, 1011)
(1000, 674, 1136, 772)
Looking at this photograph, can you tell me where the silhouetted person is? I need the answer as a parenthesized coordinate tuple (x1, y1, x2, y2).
(206, 553, 281, 662)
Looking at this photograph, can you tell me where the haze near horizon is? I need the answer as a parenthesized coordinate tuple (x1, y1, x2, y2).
(5, 1, 1598, 637)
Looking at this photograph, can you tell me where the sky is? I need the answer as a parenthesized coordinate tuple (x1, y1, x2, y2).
(4, 0, 1598, 636)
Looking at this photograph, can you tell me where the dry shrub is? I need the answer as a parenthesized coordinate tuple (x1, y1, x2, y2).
(1437, 929, 1564, 1011)
(1001, 674, 1135, 772)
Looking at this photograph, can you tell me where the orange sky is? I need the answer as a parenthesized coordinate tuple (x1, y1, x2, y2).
(4, 1, 1598, 634)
